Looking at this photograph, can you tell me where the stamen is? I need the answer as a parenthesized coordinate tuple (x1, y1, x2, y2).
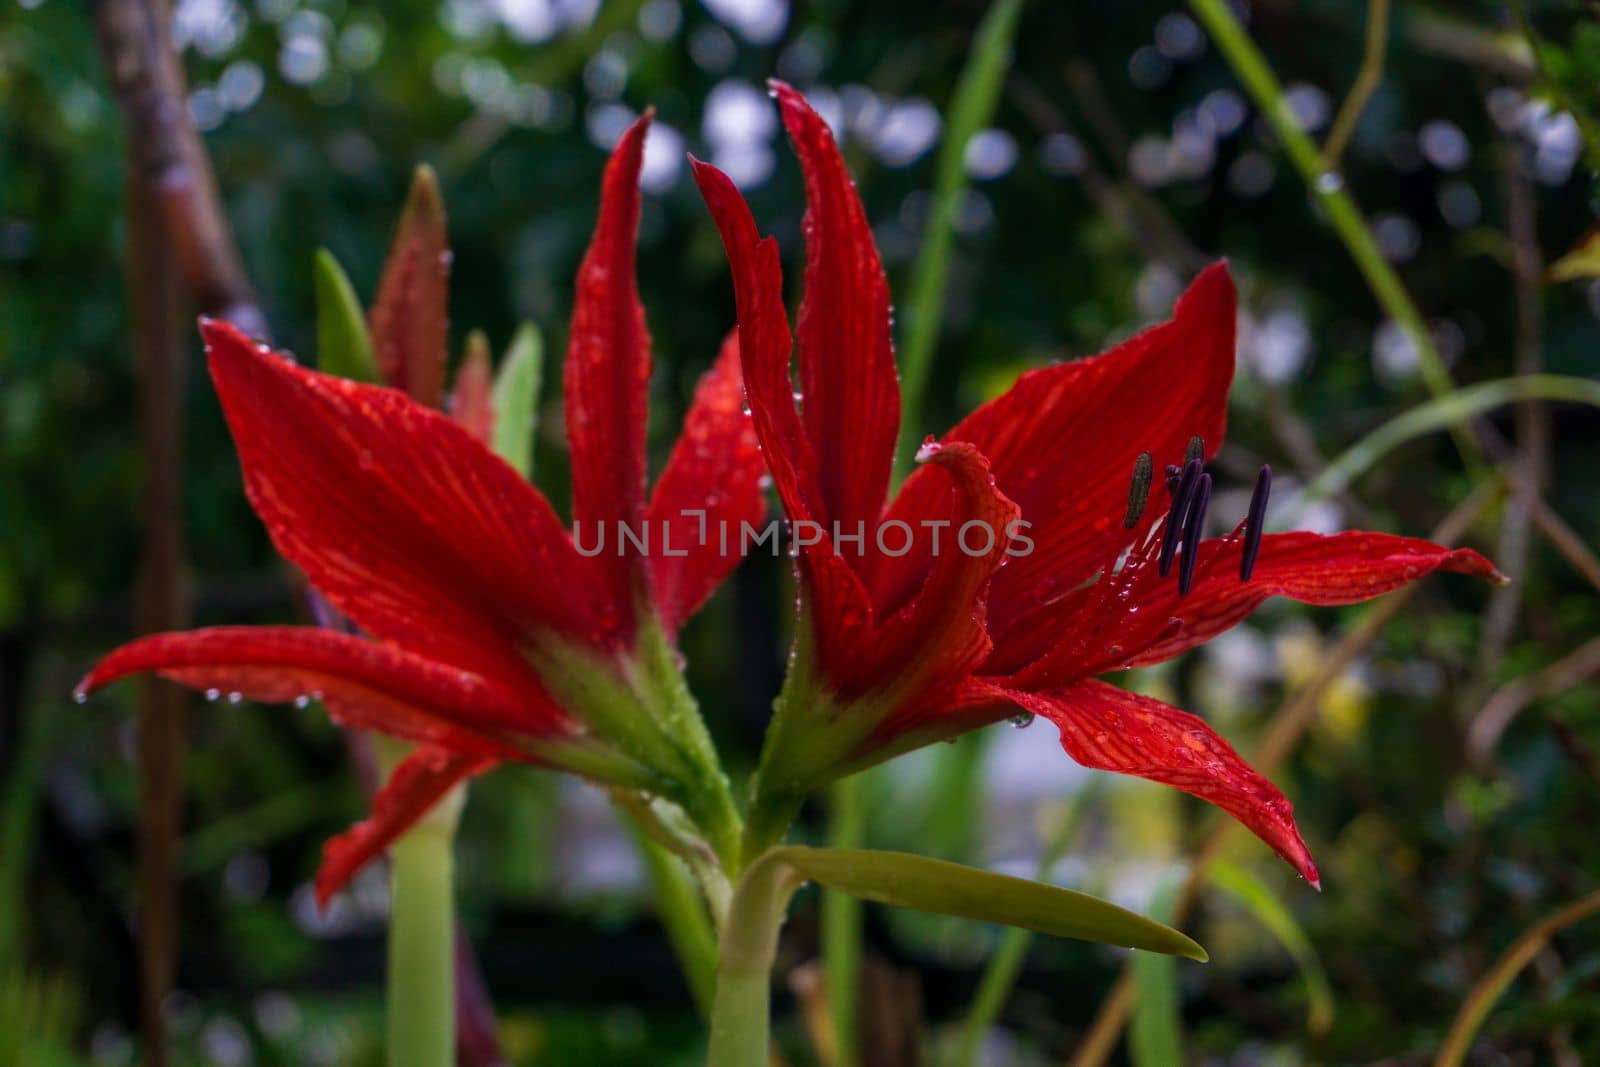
(1124, 452, 1154, 528)
(1178, 472, 1212, 596)
(1159, 458, 1203, 577)
(1185, 435, 1205, 466)
(1240, 464, 1271, 582)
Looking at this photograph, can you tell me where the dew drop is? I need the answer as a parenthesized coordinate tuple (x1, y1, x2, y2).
(74, 690, 89, 705)
(1314, 170, 1343, 194)
(227, 691, 244, 704)
(1008, 712, 1035, 729)
(204, 688, 222, 702)
(293, 694, 312, 709)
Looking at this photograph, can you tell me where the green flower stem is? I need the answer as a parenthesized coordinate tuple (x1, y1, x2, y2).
(1187, 0, 1483, 473)
(706, 853, 805, 1067)
(372, 738, 462, 1067)
(387, 823, 457, 1067)
(630, 826, 719, 1017)
(822, 776, 866, 1067)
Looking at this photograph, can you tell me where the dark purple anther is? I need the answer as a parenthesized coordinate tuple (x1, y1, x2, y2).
(1178, 472, 1212, 596)
(1240, 464, 1271, 582)
(1164, 464, 1182, 495)
(1159, 457, 1203, 577)
(1124, 451, 1154, 529)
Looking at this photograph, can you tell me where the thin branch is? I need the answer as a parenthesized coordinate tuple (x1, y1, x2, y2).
(1434, 889, 1600, 1067)
(1532, 499, 1600, 595)
(1466, 633, 1600, 762)
(1322, 0, 1390, 169)
(1067, 481, 1501, 1067)
(93, 0, 266, 338)
(1460, 140, 1547, 733)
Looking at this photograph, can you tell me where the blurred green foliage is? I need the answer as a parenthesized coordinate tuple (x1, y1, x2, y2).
(3, 0, 1599, 1063)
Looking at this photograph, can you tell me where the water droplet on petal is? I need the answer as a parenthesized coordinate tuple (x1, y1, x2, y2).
(227, 691, 244, 704)
(204, 688, 222, 702)
(1008, 712, 1035, 729)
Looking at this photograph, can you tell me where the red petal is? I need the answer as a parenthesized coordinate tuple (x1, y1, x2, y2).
(1024, 531, 1500, 684)
(645, 331, 768, 636)
(1000, 680, 1320, 886)
(566, 115, 653, 616)
(317, 745, 495, 905)
(201, 321, 621, 684)
(942, 263, 1237, 634)
(775, 82, 899, 534)
(370, 167, 450, 407)
(856, 443, 1019, 723)
(77, 626, 553, 755)
(449, 332, 495, 444)
(691, 155, 874, 672)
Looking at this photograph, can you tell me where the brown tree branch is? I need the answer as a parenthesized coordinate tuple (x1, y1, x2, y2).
(93, 0, 266, 339)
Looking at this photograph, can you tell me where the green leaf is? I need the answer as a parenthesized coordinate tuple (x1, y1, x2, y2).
(769, 846, 1207, 959)
(1210, 860, 1334, 1033)
(1130, 881, 1183, 1067)
(313, 248, 378, 383)
(491, 322, 542, 479)
(894, 0, 1027, 479)
(1547, 228, 1600, 283)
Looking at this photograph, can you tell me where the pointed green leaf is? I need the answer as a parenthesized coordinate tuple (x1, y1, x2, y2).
(313, 249, 378, 383)
(1210, 859, 1334, 1033)
(1130, 880, 1183, 1067)
(768, 846, 1206, 960)
(491, 322, 543, 479)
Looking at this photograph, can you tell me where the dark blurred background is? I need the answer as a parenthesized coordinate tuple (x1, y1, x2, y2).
(3, 0, 1599, 1063)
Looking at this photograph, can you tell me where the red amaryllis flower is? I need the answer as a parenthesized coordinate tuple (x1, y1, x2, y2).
(79, 113, 764, 902)
(693, 83, 1502, 884)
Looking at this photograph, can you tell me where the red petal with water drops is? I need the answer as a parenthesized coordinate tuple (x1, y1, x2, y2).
(692, 155, 875, 670)
(76, 626, 549, 755)
(848, 443, 1017, 711)
(202, 320, 621, 685)
(646, 331, 768, 636)
(1033, 531, 1501, 682)
(317, 745, 496, 905)
(999, 679, 1320, 887)
(370, 166, 450, 407)
(449, 332, 495, 444)
(567, 114, 653, 617)
(938, 263, 1237, 635)
(775, 81, 900, 536)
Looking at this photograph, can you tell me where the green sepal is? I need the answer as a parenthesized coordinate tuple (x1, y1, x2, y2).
(491, 322, 542, 478)
(313, 248, 379, 383)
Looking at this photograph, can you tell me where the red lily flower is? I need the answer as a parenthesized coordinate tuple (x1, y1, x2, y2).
(694, 83, 1502, 882)
(79, 114, 765, 902)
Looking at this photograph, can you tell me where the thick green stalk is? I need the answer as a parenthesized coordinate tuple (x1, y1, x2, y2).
(633, 828, 719, 1017)
(1187, 0, 1482, 471)
(822, 776, 866, 1067)
(372, 739, 461, 1067)
(387, 823, 456, 1067)
(706, 854, 804, 1067)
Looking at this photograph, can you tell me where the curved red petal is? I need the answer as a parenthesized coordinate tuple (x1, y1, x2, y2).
(645, 331, 768, 636)
(691, 155, 874, 672)
(774, 81, 900, 535)
(77, 626, 556, 754)
(317, 746, 495, 906)
(201, 321, 621, 683)
(370, 167, 450, 407)
(449, 333, 495, 444)
(1021, 531, 1500, 684)
(1002, 680, 1320, 886)
(849, 443, 1018, 713)
(943, 263, 1237, 634)
(567, 114, 653, 614)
